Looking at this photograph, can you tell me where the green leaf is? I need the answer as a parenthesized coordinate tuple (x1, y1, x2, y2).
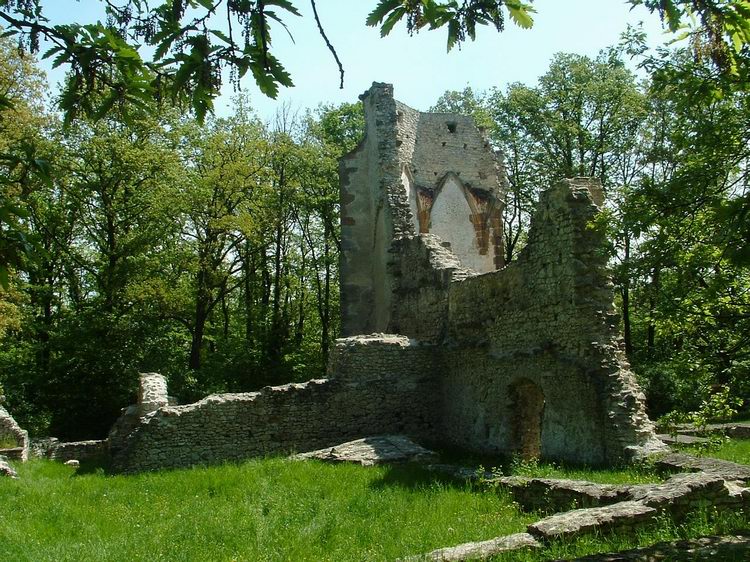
(209, 29, 232, 44)
(264, 0, 302, 17)
(380, 7, 406, 37)
(446, 19, 460, 51)
(506, 2, 534, 29)
(366, 0, 402, 27)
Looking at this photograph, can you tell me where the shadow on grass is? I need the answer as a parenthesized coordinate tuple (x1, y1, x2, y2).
(74, 456, 112, 475)
(367, 462, 467, 491)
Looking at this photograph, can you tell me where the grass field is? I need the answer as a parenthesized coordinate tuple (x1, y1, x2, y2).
(1, 458, 534, 561)
(1, 442, 749, 561)
(693, 438, 750, 465)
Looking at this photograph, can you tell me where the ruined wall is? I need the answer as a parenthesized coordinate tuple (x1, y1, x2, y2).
(388, 178, 665, 464)
(111, 336, 439, 473)
(339, 85, 409, 336)
(0, 404, 29, 462)
(106, 85, 664, 473)
(340, 83, 505, 336)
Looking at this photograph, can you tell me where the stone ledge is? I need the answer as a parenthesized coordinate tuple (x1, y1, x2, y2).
(568, 533, 750, 561)
(654, 452, 750, 483)
(401, 532, 539, 561)
(293, 435, 437, 466)
(528, 501, 657, 541)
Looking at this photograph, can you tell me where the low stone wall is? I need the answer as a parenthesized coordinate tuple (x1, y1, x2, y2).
(112, 336, 439, 473)
(0, 405, 29, 462)
(48, 439, 109, 462)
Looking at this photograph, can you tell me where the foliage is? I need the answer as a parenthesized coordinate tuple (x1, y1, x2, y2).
(0, 61, 363, 437)
(0, 1, 745, 124)
(0, 0, 532, 124)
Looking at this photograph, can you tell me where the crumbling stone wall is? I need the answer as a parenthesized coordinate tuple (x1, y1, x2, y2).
(111, 336, 439, 472)
(339, 83, 505, 337)
(388, 178, 665, 463)
(0, 404, 29, 462)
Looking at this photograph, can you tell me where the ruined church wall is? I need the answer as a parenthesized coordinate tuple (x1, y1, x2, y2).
(340, 84, 507, 336)
(339, 85, 413, 336)
(386, 178, 662, 464)
(111, 336, 439, 473)
(441, 179, 661, 463)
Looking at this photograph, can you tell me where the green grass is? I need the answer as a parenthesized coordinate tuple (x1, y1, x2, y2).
(0, 458, 534, 561)
(2, 444, 749, 562)
(681, 438, 750, 465)
(485, 456, 663, 485)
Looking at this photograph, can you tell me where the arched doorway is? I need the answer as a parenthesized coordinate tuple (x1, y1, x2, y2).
(508, 379, 545, 460)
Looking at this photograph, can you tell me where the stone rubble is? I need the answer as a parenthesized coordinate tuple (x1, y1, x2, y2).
(412, 454, 750, 560)
(566, 533, 750, 561)
(0, 455, 18, 479)
(654, 452, 750, 482)
(293, 435, 438, 466)
(528, 501, 657, 541)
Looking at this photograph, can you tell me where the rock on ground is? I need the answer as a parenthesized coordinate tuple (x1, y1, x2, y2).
(402, 533, 540, 561)
(0, 456, 18, 479)
(528, 502, 657, 541)
(564, 533, 750, 561)
(293, 435, 437, 466)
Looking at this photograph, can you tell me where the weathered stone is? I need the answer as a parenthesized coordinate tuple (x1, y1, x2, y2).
(63, 459, 79, 467)
(661, 422, 750, 440)
(656, 433, 711, 445)
(0, 404, 29, 462)
(528, 502, 657, 541)
(294, 435, 437, 466)
(489, 476, 629, 511)
(654, 452, 750, 483)
(0, 456, 18, 478)
(29, 437, 59, 459)
(627, 472, 729, 514)
(49, 440, 108, 462)
(566, 533, 750, 561)
(404, 532, 540, 561)
(138, 372, 169, 415)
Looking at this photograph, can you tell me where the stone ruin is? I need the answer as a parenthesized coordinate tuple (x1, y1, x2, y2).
(0, 402, 29, 462)
(94, 82, 668, 473)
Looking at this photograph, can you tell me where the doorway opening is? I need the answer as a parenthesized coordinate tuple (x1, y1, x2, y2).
(508, 378, 545, 460)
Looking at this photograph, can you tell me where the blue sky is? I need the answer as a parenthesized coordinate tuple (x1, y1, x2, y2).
(40, 1, 671, 120)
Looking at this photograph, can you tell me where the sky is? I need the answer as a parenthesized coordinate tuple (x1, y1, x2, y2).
(39, 1, 672, 121)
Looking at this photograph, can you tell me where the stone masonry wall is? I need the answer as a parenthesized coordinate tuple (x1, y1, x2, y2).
(108, 86, 663, 473)
(387, 178, 665, 464)
(340, 83, 505, 336)
(0, 404, 29, 462)
(111, 336, 438, 473)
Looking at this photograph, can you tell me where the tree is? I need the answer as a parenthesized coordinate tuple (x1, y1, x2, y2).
(0, 1, 534, 123)
(2, 1, 748, 125)
(0, 35, 52, 288)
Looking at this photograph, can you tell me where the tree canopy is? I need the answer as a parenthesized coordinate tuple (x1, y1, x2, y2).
(0, 1, 748, 123)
